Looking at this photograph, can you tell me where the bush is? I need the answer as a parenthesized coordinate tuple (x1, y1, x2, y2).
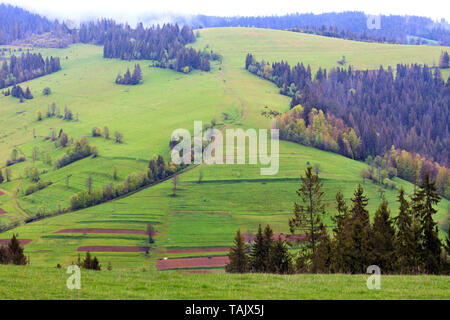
(42, 87, 51, 96)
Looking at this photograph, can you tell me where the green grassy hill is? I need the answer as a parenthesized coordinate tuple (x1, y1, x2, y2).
(0, 28, 449, 298)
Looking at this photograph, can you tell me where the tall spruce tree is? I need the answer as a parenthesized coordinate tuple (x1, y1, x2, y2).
(344, 185, 372, 273)
(395, 187, 420, 273)
(289, 166, 325, 253)
(225, 229, 249, 273)
(330, 190, 350, 272)
(289, 166, 327, 272)
(411, 174, 443, 274)
(371, 197, 396, 272)
(249, 224, 268, 272)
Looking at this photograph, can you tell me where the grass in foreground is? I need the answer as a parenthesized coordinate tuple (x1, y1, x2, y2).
(0, 265, 449, 299)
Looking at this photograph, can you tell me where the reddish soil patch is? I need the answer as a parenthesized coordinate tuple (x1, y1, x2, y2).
(0, 239, 32, 245)
(157, 256, 229, 270)
(77, 246, 150, 253)
(179, 270, 212, 274)
(55, 228, 149, 235)
(0, 190, 5, 196)
(167, 247, 230, 254)
(0, 208, 6, 214)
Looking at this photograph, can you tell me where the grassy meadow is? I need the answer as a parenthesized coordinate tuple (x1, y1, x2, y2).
(0, 28, 449, 299)
(0, 265, 449, 299)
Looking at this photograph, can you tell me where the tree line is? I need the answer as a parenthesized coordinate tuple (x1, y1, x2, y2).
(226, 167, 450, 275)
(193, 12, 450, 45)
(288, 25, 401, 44)
(0, 52, 61, 90)
(69, 155, 184, 210)
(246, 54, 449, 166)
(361, 147, 449, 199)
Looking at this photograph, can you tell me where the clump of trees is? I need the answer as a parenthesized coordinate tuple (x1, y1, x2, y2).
(43, 103, 74, 121)
(24, 180, 52, 196)
(77, 251, 101, 271)
(226, 224, 293, 274)
(361, 147, 449, 199)
(227, 166, 450, 275)
(274, 105, 361, 159)
(10, 84, 32, 100)
(0, 52, 61, 89)
(115, 64, 142, 85)
(5, 148, 25, 166)
(69, 155, 183, 210)
(98, 22, 212, 73)
(0, 234, 27, 265)
(54, 137, 98, 169)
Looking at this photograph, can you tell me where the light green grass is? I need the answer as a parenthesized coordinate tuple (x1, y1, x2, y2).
(0, 265, 449, 299)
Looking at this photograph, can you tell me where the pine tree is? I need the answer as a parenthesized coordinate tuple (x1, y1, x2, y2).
(8, 234, 27, 265)
(371, 197, 396, 272)
(289, 166, 328, 272)
(411, 174, 443, 274)
(344, 185, 372, 273)
(394, 187, 420, 273)
(330, 190, 350, 272)
(0, 169, 4, 184)
(439, 51, 449, 69)
(131, 64, 142, 84)
(82, 251, 92, 269)
(249, 224, 268, 272)
(267, 237, 293, 274)
(225, 229, 249, 273)
(289, 166, 325, 254)
(91, 257, 101, 270)
(311, 223, 332, 273)
(350, 184, 370, 227)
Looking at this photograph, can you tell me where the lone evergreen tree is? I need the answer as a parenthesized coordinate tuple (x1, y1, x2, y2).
(225, 229, 249, 273)
(8, 234, 27, 265)
(289, 166, 325, 254)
